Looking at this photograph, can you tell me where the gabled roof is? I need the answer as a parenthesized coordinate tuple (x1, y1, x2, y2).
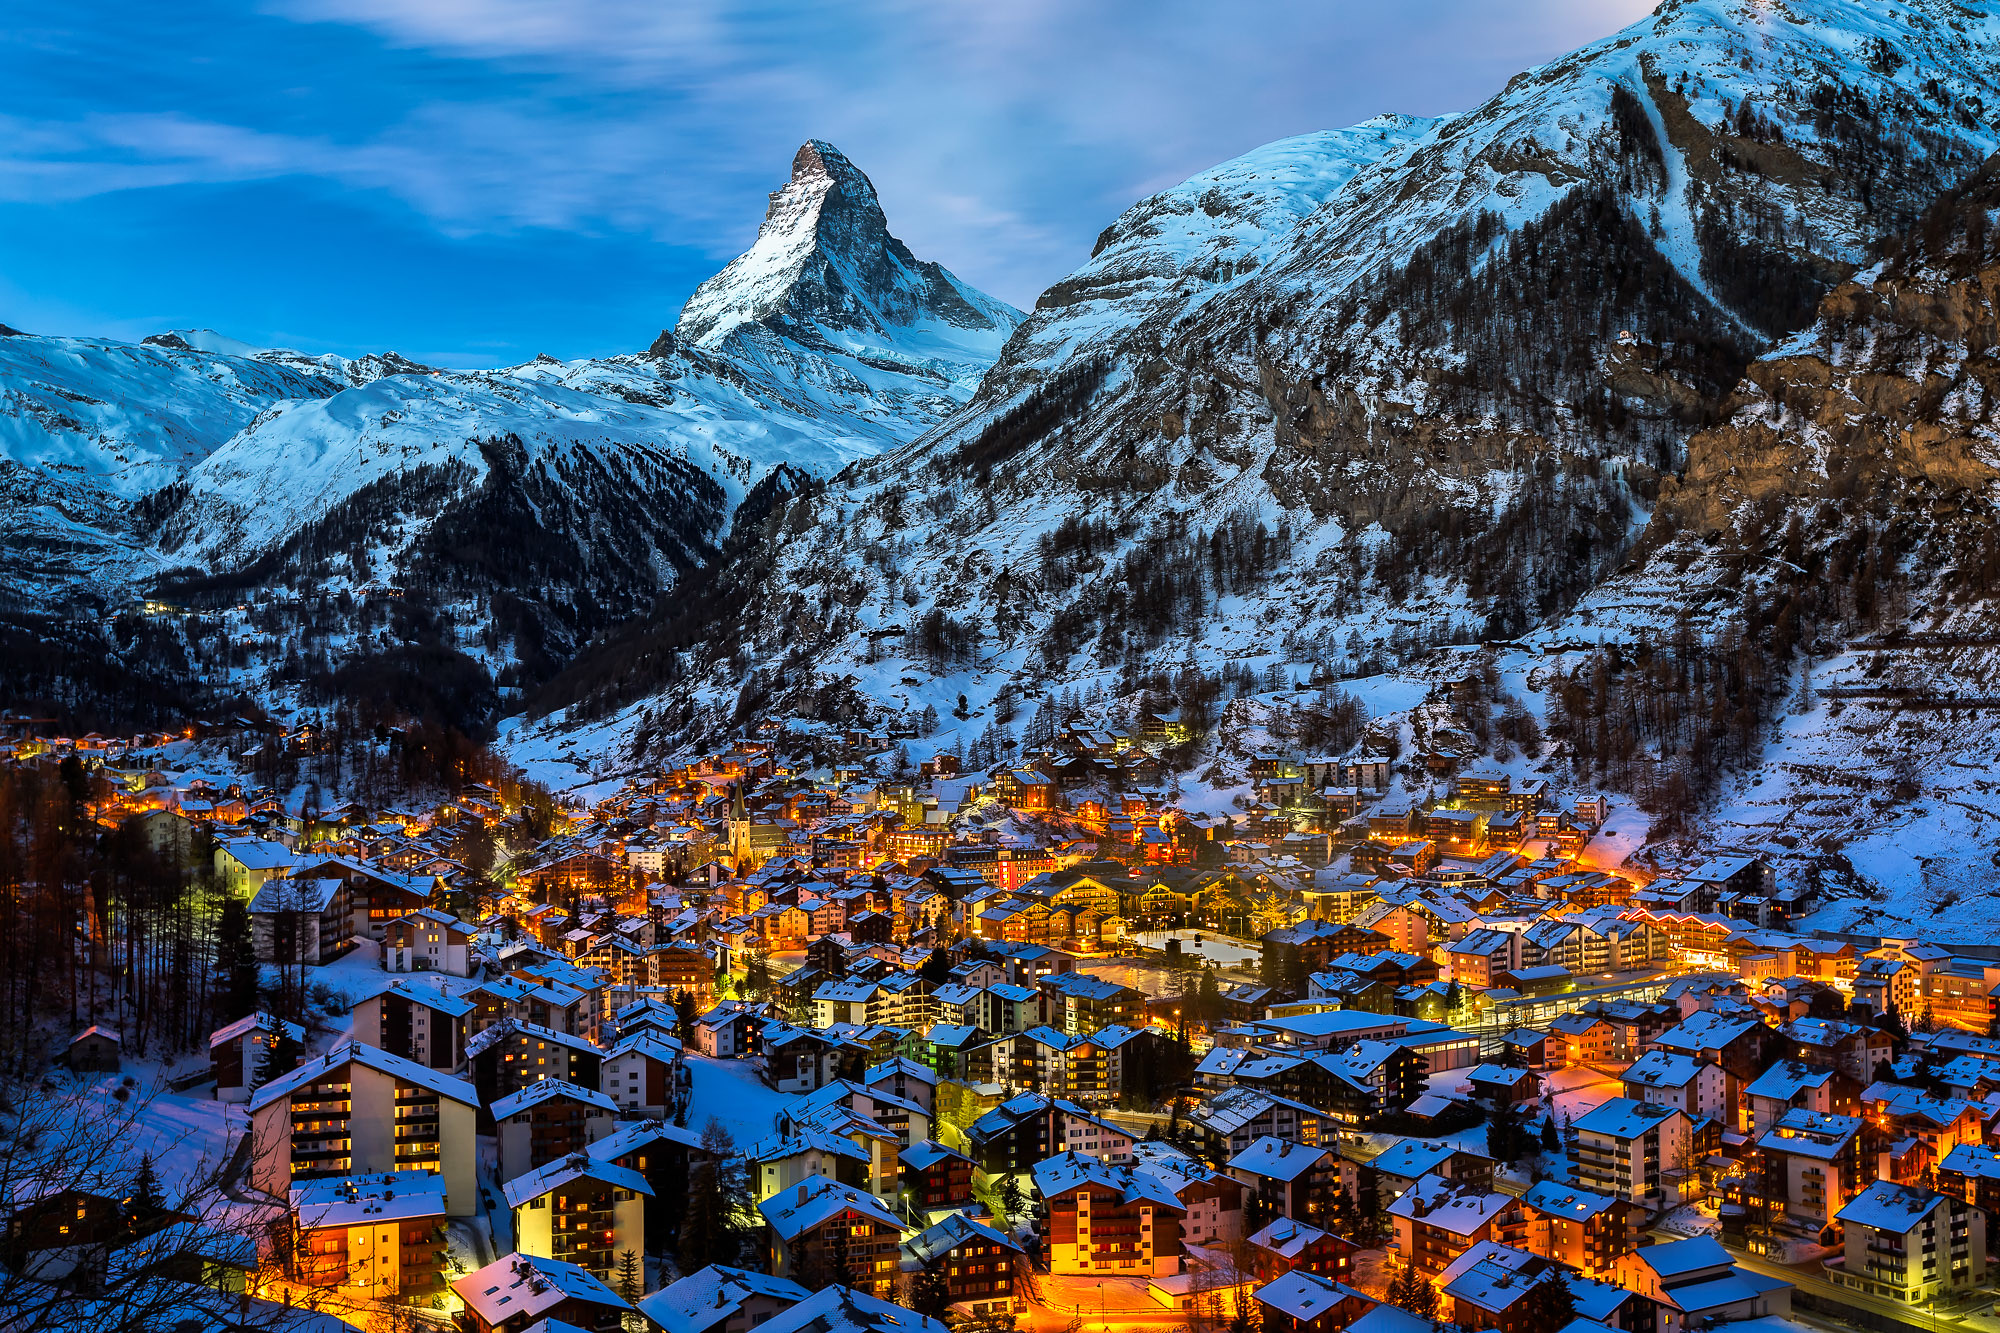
(757, 1175, 902, 1240)
(1248, 1217, 1331, 1259)
(1254, 1270, 1370, 1322)
(1571, 1097, 1680, 1141)
(491, 1079, 617, 1121)
(638, 1265, 811, 1333)
(1383, 1173, 1514, 1235)
(455, 1254, 630, 1326)
(1370, 1138, 1471, 1180)
(249, 1039, 477, 1111)
(503, 1153, 653, 1210)
(1633, 1235, 1732, 1280)
(1836, 1182, 1949, 1233)
(1228, 1135, 1329, 1183)
(208, 1011, 305, 1049)
(902, 1211, 1020, 1264)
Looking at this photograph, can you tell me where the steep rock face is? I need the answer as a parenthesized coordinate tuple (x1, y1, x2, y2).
(677, 140, 1019, 395)
(538, 0, 2000, 765)
(1561, 159, 2000, 936)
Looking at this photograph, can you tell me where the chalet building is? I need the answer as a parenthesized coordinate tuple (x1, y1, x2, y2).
(1246, 1217, 1355, 1284)
(1227, 1137, 1345, 1225)
(248, 1041, 479, 1216)
(1190, 1087, 1334, 1162)
(289, 1170, 449, 1301)
(758, 1176, 904, 1299)
(454, 1253, 634, 1333)
(383, 908, 475, 976)
(352, 978, 475, 1072)
(903, 1211, 1023, 1317)
(1519, 1180, 1645, 1279)
(1741, 1060, 1847, 1137)
(1386, 1174, 1525, 1279)
(1032, 1151, 1186, 1277)
(250, 876, 355, 966)
(1572, 1099, 1694, 1210)
(601, 1032, 687, 1118)
(1754, 1109, 1865, 1228)
(491, 1080, 620, 1185)
(468, 1019, 606, 1111)
(1620, 1050, 1727, 1123)
(900, 1140, 977, 1212)
(1832, 1182, 1987, 1303)
(209, 1012, 305, 1104)
(505, 1153, 651, 1284)
(1369, 1140, 1494, 1207)
(1612, 1236, 1793, 1333)
(1252, 1270, 1375, 1333)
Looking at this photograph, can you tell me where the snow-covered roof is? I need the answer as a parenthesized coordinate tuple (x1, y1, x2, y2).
(1633, 1235, 1732, 1280)
(291, 1171, 447, 1229)
(638, 1265, 811, 1333)
(502, 1153, 653, 1210)
(456, 1255, 629, 1325)
(1370, 1138, 1471, 1180)
(490, 1079, 617, 1121)
(1836, 1182, 1948, 1234)
(249, 1039, 478, 1111)
(1383, 1173, 1513, 1235)
(208, 1012, 305, 1048)
(1571, 1097, 1680, 1141)
(1253, 1270, 1367, 1322)
(1228, 1135, 1328, 1182)
(902, 1210, 1019, 1264)
(757, 1174, 901, 1240)
(1622, 1050, 1706, 1092)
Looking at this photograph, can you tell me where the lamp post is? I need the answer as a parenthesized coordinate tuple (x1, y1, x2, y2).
(1098, 1279, 1106, 1333)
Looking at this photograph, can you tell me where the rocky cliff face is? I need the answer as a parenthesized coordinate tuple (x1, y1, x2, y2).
(1560, 157, 2000, 937)
(533, 0, 2000, 766)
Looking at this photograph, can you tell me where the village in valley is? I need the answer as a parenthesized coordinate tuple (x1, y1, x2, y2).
(6, 667, 1999, 1333)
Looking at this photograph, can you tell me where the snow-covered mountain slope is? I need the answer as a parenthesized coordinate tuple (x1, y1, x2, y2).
(1538, 154, 2000, 936)
(0, 141, 1020, 728)
(677, 140, 1018, 390)
(980, 115, 1435, 405)
(525, 0, 2000, 769)
(0, 330, 341, 499)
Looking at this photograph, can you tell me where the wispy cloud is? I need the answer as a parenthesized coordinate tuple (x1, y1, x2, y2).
(0, 0, 1653, 351)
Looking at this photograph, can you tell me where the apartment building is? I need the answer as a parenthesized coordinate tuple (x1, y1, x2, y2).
(249, 1041, 479, 1215)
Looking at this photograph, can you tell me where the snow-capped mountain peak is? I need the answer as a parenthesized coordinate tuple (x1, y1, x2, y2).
(675, 140, 1020, 369)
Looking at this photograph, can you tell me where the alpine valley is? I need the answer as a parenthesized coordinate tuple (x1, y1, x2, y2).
(10, 0, 2000, 935)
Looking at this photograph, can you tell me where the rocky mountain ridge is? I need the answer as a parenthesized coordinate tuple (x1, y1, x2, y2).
(525, 0, 2000, 771)
(0, 143, 1019, 728)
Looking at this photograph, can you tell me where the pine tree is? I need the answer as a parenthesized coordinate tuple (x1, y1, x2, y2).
(1521, 1271, 1576, 1333)
(674, 989, 698, 1040)
(1196, 968, 1223, 1024)
(129, 1153, 163, 1224)
(1387, 1262, 1438, 1320)
(910, 1257, 952, 1319)
(252, 1026, 303, 1090)
(744, 949, 772, 999)
(216, 897, 261, 1022)
(616, 1248, 643, 1304)
(995, 1174, 1027, 1229)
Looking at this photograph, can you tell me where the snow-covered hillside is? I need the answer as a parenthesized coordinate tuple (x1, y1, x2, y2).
(529, 0, 2000, 771)
(0, 141, 1020, 718)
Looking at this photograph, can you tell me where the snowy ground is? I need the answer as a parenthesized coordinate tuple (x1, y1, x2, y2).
(682, 1055, 792, 1150)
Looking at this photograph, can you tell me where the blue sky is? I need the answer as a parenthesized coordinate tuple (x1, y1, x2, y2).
(0, 0, 1654, 366)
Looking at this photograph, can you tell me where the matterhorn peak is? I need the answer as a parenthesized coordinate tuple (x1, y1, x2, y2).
(673, 140, 1019, 356)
